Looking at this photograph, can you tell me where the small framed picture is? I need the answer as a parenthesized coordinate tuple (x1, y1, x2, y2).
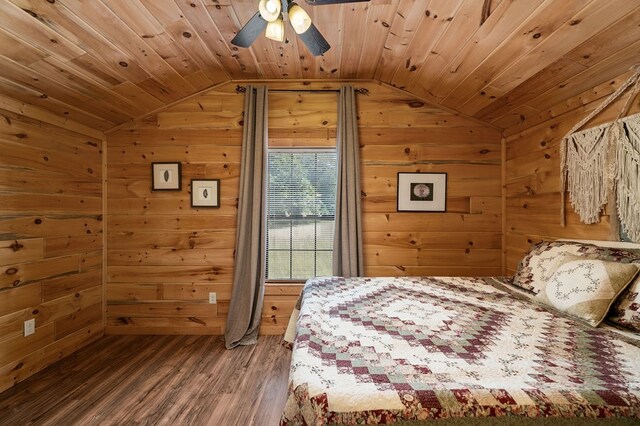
(397, 172, 447, 212)
(152, 162, 182, 191)
(191, 179, 220, 208)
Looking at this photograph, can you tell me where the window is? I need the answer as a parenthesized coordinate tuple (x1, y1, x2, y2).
(266, 149, 337, 280)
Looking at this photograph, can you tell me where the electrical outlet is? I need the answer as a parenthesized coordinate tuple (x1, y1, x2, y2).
(208, 292, 217, 304)
(24, 319, 35, 337)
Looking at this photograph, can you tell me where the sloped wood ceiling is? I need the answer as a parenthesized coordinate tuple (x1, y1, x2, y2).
(0, 0, 639, 131)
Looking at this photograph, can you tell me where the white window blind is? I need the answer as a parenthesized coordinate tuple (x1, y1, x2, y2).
(266, 149, 337, 280)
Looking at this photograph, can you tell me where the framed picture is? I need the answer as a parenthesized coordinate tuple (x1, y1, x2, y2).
(191, 179, 220, 208)
(397, 172, 447, 212)
(152, 162, 182, 191)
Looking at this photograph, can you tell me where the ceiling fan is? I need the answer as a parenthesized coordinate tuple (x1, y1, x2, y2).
(231, 0, 371, 57)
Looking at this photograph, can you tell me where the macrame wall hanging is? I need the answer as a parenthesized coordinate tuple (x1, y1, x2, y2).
(616, 114, 640, 241)
(560, 65, 640, 242)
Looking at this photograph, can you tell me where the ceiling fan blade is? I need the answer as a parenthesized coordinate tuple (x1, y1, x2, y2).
(297, 23, 330, 56)
(304, 0, 370, 5)
(231, 12, 268, 48)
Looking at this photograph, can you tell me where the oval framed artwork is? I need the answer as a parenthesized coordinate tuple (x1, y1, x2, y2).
(397, 172, 447, 212)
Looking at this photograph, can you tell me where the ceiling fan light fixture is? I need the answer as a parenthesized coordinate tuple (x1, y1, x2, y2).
(258, 0, 282, 22)
(265, 16, 285, 42)
(288, 3, 312, 34)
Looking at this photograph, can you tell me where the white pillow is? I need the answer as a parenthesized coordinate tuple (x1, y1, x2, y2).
(534, 254, 639, 326)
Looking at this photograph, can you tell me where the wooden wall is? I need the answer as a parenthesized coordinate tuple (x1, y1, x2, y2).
(359, 85, 503, 278)
(504, 69, 640, 274)
(0, 100, 104, 393)
(106, 80, 502, 336)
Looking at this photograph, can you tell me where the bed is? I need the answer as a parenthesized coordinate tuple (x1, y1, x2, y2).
(280, 240, 640, 425)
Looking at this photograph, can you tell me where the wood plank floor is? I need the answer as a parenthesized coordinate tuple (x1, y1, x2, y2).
(0, 335, 291, 426)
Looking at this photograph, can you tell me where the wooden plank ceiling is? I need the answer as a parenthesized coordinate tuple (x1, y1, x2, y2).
(0, 0, 639, 132)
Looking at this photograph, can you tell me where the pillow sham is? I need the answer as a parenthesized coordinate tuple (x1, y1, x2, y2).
(607, 278, 640, 331)
(512, 240, 640, 294)
(534, 254, 639, 327)
(512, 241, 593, 293)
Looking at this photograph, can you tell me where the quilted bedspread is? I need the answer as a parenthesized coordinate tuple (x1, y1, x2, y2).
(280, 276, 640, 425)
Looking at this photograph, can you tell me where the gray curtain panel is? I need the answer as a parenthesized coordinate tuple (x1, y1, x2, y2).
(333, 85, 364, 277)
(224, 85, 268, 349)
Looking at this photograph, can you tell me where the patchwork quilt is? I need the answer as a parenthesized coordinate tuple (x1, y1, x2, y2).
(280, 276, 640, 425)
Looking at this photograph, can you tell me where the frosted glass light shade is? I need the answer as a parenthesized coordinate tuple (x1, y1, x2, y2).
(288, 4, 312, 34)
(259, 0, 281, 22)
(265, 17, 285, 42)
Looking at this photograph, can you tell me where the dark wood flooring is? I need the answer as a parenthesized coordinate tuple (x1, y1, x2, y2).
(0, 335, 291, 426)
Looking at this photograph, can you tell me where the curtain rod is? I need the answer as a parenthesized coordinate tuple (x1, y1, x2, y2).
(234, 85, 369, 94)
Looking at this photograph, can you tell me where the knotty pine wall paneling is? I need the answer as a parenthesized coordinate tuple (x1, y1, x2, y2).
(504, 70, 640, 274)
(106, 81, 502, 336)
(0, 104, 104, 393)
(359, 84, 503, 279)
(106, 84, 243, 336)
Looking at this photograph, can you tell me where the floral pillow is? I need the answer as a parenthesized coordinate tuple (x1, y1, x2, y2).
(512, 240, 640, 294)
(534, 254, 639, 327)
(512, 241, 594, 294)
(607, 276, 640, 331)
